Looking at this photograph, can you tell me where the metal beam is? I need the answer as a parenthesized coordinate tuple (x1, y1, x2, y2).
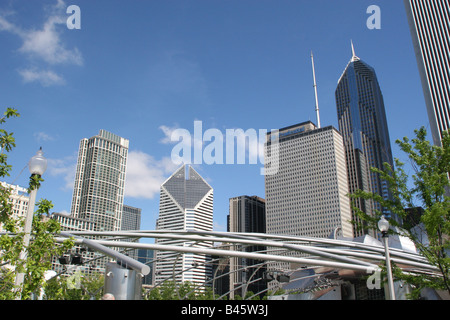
(58, 237, 381, 274)
(59, 232, 150, 275)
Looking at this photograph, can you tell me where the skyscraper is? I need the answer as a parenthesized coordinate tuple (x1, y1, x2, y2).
(228, 195, 266, 298)
(121, 204, 141, 232)
(154, 165, 214, 288)
(264, 121, 353, 239)
(335, 45, 394, 236)
(121, 204, 142, 260)
(51, 212, 97, 275)
(0, 182, 29, 233)
(70, 130, 129, 232)
(404, 0, 450, 146)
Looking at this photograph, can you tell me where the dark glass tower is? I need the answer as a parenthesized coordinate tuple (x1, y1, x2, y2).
(228, 195, 266, 299)
(335, 44, 394, 237)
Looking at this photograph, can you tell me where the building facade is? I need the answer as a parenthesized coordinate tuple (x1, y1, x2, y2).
(121, 204, 141, 232)
(121, 204, 142, 260)
(404, 0, 450, 146)
(70, 130, 129, 232)
(154, 165, 214, 289)
(137, 249, 154, 286)
(228, 195, 266, 298)
(51, 212, 98, 275)
(0, 182, 29, 233)
(264, 121, 353, 245)
(335, 47, 394, 236)
(66, 130, 129, 273)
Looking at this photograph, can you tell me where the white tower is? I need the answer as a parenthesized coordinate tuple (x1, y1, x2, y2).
(264, 122, 353, 272)
(154, 165, 214, 288)
(71, 130, 129, 232)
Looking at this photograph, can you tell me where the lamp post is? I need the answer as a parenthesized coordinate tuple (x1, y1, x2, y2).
(15, 148, 47, 299)
(378, 215, 396, 300)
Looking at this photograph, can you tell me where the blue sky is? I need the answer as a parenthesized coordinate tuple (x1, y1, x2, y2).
(0, 0, 430, 234)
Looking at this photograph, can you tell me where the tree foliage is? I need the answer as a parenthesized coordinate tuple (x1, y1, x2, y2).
(0, 108, 74, 300)
(349, 127, 450, 298)
(145, 281, 215, 300)
(43, 272, 104, 300)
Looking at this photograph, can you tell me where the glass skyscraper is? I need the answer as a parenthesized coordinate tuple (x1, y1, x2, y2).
(335, 45, 394, 237)
(404, 0, 450, 146)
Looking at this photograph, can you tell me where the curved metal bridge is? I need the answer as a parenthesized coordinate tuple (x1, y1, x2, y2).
(54, 229, 439, 300)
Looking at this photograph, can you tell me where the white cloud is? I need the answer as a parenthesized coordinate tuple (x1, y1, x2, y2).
(57, 209, 71, 216)
(46, 149, 180, 200)
(19, 68, 65, 86)
(34, 131, 56, 142)
(159, 122, 206, 148)
(19, 15, 83, 66)
(159, 125, 180, 144)
(0, 14, 16, 33)
(0, 0, 82, 85)
(125, 150, 180, 199)
(47, 155, 77, 191)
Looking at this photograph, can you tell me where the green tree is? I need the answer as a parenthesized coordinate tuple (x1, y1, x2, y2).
(145, 281, 215, 300)
(44, 272, 104, 300)
(145, 280, 178, 300)
(349, 127, 450, 298)
(0, 108, 74, 299)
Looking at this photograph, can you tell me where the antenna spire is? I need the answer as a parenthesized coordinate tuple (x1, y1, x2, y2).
(311, 51, 321, 129)
(351, 40, 359, 61)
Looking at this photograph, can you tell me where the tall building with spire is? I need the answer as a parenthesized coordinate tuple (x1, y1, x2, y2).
(335, 43, 394, 237)
(154, 165, 214, 288)
(404, 0, 450, 146)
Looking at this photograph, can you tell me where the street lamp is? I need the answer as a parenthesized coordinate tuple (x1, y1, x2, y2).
(378, 215, 396, 300)
(28, 147, 48, 176)
(14, 148, 47, 298)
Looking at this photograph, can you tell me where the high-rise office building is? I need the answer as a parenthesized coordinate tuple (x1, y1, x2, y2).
(51, 212, 98, 274)
(121, 204, 141, 231)
(264, 121, 353, 240)
(404, 0, 450, 146)
(0, 182, 29, 233)
(154, 165, 214, 288)
(228, 195, 266, 234)
(65, 130, 129, 273)
(335, 45, 394, 236)
(70, 130, 129, 232)
(137, 249, 154, 286)
(121, 204, 142, 260)
(228, 195, 266, 298)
